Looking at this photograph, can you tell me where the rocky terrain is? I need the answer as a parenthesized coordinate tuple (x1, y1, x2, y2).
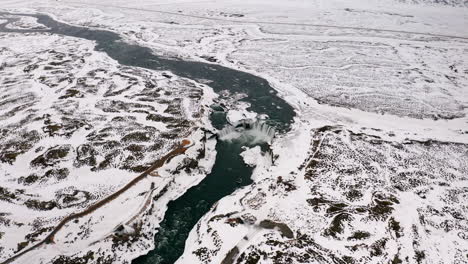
(180, 125, 468, 263)
(0, 28, 217, 263)
(0, 0, 467, 263)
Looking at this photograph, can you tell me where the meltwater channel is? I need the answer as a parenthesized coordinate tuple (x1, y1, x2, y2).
(0, 13, 295, 263)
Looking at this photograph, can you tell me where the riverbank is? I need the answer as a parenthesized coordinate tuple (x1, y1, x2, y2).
(1, 0, 467, 263)
(0, 11, 294, 264)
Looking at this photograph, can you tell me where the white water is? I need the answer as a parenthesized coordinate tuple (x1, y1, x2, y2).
(218, 119, 275, 144)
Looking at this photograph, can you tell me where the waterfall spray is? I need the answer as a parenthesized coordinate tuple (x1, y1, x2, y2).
(218, 119, 275, 144)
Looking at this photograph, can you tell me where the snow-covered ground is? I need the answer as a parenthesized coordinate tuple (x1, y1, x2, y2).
(1, 0, 467, 263)
(0, 29, 218, 263)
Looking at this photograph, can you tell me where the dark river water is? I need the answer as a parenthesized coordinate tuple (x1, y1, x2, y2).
(0, 13, 295, 263)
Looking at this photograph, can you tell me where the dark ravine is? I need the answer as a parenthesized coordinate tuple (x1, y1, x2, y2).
(0, 12, 295, 263)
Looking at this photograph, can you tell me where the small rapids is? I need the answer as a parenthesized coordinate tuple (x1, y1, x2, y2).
(0, 12, 295, 264)
(218, 119, 275, 144)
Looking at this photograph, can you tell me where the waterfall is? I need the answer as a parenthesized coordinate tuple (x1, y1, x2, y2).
(218, 119, 275, 144)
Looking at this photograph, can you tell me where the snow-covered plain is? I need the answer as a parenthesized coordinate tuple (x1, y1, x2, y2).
(0, 0, 467, 263)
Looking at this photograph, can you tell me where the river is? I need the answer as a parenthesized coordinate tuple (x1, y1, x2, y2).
(0, 12, 295, 264)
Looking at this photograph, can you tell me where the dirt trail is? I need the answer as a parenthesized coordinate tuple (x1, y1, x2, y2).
(1, 140, 191, 264)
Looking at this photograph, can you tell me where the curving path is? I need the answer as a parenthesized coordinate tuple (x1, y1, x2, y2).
(1, 140, 192, 264)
